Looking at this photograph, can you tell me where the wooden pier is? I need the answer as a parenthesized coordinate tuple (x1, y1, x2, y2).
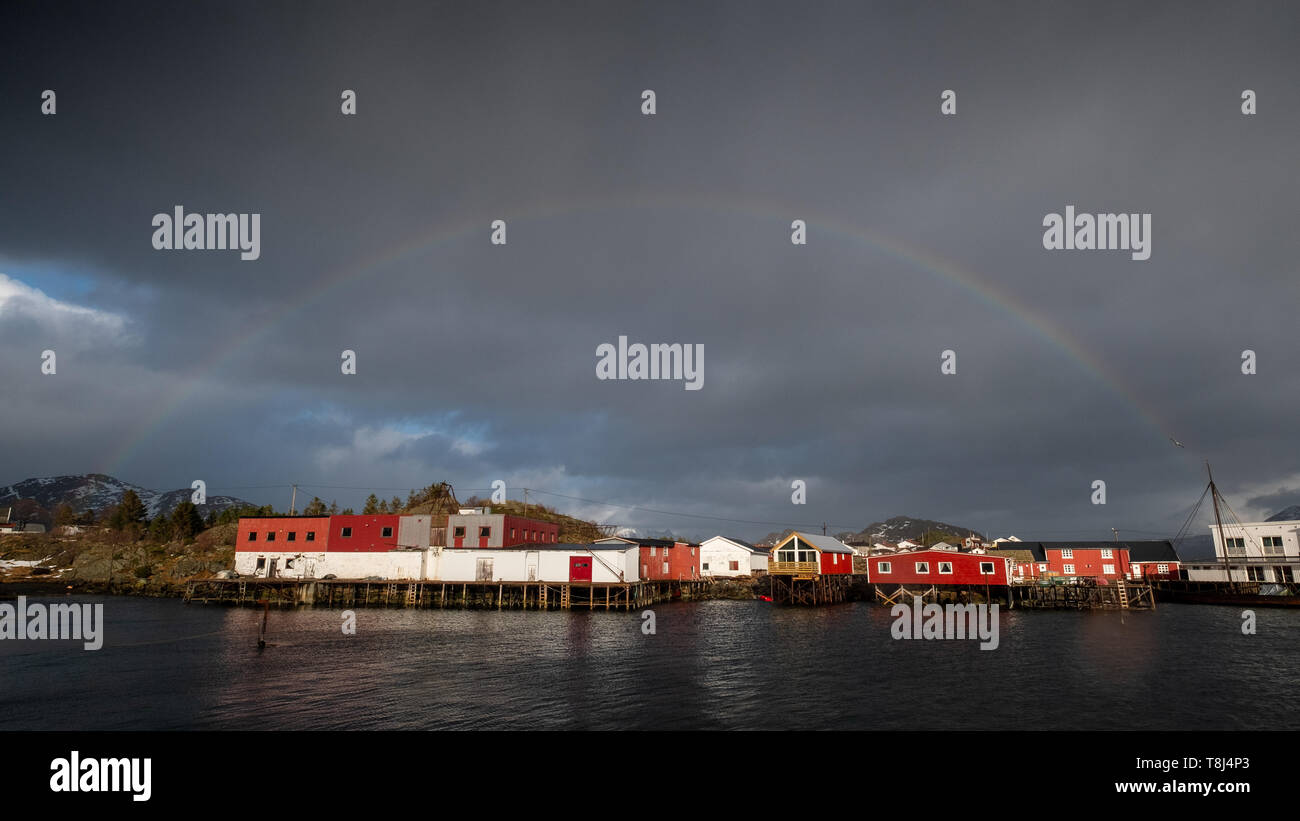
(1009, 578, 1154, 610)
(184, 578, 708, 611)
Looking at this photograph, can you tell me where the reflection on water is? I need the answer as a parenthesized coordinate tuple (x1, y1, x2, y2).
(1, 596, 1296, 730)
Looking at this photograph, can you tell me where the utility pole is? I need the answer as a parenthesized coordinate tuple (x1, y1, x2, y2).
(822, 522, 827, 536)
(523, 488, 529, 518)
(289, 484, 298, 516)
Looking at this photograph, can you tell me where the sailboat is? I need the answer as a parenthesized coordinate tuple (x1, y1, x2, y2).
(1151, 463, 1300, 606)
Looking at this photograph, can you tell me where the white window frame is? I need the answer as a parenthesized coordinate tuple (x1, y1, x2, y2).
(980, 562, 995, 575)
(1100, 548, 1113, 559)
(938, 561, 953, 574)
(1102, 564, 1115, 575)
(1063, 563, 1076, 574)
(878, 561, 892, 574)
(915, 562, 930, 574)
(1060, 549, 1073, 559)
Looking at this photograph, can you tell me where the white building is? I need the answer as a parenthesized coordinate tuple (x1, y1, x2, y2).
(1183, 519, 1300, 583)
(234, 540, 643, 584)
(699, 536, 768, 577)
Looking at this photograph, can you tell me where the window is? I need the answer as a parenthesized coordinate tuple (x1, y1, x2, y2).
(306, 531, 315, 542)
(287, 532, 296, 542)
(691, 547, 697, 556)
(1157, 563, 1170, 573)
(480, 526, 491, 539)
(834, 554, 840, 565)
(1103, 564, 1115, 574)
(255, 557, 266, 570)
(285, 558, 295, 569)
(650, 546, 657, 557)
(1063, 564, 1075, 574)
(980, 562, 995, 575)
(938, 561, 953, 574)
(777, 550, 795, 562)
(1248, 566, 1266, 581)
(1225, 537, 1246, 556)
(1263, 536, 1284, 555)
(510, 528, 516, 539)
(878, 561, 892, 574)
(661, 561, 669, 574)
(1038, 563, 1047, 572)
(915, 562, 930, 574)
(341, 527, 353, 537)
(1131, 563, 1140, 575)
(454, 526, 465, 538)
(382, 526, 393, 538)
(729, 561, 740, 571)
(702, 562, 710, 571)
(266, 532, 275, 542)
(247, 532, 257, 542)
(1061, 549, 1073, 559)
(1101, 548, 1112, 559)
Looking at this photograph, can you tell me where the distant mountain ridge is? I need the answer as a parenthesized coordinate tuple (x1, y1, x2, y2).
(843, 515, 980, 545)
(0, 473, 252, 520)
(1266, 504, 1300, 522)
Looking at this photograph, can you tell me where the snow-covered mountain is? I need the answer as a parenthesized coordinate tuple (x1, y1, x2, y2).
(0, 473, 252, 520)
(1266, 504, 1300, 522)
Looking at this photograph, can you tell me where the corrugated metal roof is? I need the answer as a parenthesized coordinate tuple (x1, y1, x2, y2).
(780, 532, 853, 554)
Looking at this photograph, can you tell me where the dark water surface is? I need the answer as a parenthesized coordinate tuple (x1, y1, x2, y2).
(1, 596, 1296, 730)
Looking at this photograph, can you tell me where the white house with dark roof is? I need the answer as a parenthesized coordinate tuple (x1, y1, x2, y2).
(699, 535, 768, 577)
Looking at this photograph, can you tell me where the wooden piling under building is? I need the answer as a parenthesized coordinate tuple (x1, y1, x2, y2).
(184, 578, 709, 610)
(768, 573, 853, 605)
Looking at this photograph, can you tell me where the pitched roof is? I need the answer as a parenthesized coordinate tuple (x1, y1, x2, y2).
(595, 536, 676, 548)
(704, 535, 764, 553)
(775, 531, 854, 554)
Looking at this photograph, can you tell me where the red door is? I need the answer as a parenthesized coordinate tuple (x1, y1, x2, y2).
(569, 556, 593, 582)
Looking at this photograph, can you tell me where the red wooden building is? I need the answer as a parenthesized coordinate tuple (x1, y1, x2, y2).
(868, 549, 1010, 585)
(595, 536, 701, 581)
(770, 532, 856, 576)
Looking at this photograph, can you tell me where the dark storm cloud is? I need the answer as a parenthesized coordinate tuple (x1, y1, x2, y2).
(3, 0, 1299, 540)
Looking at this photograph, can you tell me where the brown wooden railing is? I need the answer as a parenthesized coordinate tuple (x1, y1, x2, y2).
(768, 561, 819, 576)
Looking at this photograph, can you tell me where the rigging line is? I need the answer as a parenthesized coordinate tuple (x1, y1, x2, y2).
(1171, 483, 1209, 550)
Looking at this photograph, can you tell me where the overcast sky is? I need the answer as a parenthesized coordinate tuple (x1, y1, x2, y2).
(2, 1, 1298, 542)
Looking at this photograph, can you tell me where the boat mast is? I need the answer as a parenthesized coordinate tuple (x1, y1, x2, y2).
(1206, 461, 1232, 588)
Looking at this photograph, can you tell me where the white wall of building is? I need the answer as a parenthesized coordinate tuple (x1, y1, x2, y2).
(699, 536, 763, 577)
(1210, 520, 1300, 560)
(235, 546, 642, 583)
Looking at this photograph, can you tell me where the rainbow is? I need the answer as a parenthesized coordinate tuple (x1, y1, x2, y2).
(104, 193, 1177, 475)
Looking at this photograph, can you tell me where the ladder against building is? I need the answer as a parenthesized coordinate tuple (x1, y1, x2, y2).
(1117, 577, 1129, 609)
(406, 583, 418, 605)
(560, 585, 571, 609)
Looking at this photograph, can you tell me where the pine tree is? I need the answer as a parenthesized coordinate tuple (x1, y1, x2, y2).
(303, 496, 327, 516)
(377, 499, 390, 514)
(170, 500, 205, 542)
(328, 500, 339, 515)
(363, 494, 380, 515)
(341, 507, 354, 515)
(111, 490, 147, 531)
(390, 495, 402, 513)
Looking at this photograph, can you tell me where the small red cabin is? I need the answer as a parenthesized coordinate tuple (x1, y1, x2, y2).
(770, 532, 855, 576)
(869, 550, 1010, 585)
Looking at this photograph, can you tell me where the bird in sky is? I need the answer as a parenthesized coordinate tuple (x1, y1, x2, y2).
(1170, 437, 1184, 448)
